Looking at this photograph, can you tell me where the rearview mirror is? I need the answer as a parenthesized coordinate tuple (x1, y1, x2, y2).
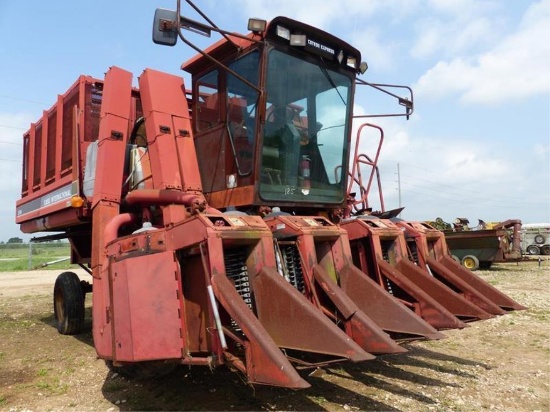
(152, 8, 178, 46)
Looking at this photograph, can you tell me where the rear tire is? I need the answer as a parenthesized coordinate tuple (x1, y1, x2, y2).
(541, 245, 550, 256)
(451, 255, 460, 263)
(461, 255, 480, 271)
(54, 271, 85, 335)
(527, 245, 540, 255)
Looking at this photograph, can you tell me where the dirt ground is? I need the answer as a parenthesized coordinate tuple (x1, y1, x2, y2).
(0, 260, 548, 411)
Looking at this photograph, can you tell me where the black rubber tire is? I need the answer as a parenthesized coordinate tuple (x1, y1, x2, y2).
(527, 245, 540, 255)
(461, 255, 480, 270)
(534, 234, 545, 244)
(54, 271, 85, 335)
(541, 245, 550, 256)
(105, 360, 177, 380)
(479, 261, 493, 270)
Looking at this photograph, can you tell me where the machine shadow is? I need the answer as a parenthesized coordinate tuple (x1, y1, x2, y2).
(323, 343, 493, 406)
(100, 364, 398, 411)
(39, 305, 94, 348)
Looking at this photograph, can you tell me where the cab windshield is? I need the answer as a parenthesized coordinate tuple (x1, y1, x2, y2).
(260, 49, 352, 204)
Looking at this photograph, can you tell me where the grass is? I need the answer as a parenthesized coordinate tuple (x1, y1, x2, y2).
(36, 379, 68, 396)
(0, 243, 74, 271)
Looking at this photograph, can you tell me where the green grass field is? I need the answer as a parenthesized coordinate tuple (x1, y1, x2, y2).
(0, 243, 75, 271)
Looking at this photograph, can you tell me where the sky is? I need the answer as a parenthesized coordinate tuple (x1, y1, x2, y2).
(0, 0, 549, 242)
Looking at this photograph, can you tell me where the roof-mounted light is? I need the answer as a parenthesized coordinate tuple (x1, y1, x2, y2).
(248, 18, 267, 33)
(276, 25, 290, 40)
(347, 56, 357, 69)
(359, 61, 368, 74)
(290, 34, 306, 46)
(337, 50, 344, 64)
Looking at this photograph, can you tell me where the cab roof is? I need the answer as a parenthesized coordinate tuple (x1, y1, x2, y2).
(181, 16, 361, 76)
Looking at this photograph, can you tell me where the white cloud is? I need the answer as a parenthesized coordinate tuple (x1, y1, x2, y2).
(414, 0, 550, 104)
(441, 148, 509, 180)
(233, 0, 358, 30)
(346, 111, 548, 221)
(534, 143, 550, 157)
(353, 26, 398, 71)
(411, 16, 498, 59)
(232, 0, 421, 33)
(426, 0, 499, 18)
(410, 0, 503, 59)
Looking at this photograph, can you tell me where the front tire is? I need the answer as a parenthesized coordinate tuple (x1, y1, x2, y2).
(54, 271, 85, 335)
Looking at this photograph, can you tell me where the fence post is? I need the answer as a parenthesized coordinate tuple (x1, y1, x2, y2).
(28, 242, 32, 270)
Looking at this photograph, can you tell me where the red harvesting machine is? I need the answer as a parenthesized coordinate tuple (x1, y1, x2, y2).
(15, 0, 524, 388)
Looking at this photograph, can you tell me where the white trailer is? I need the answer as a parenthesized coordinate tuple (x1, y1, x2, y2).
(521, 223, 550, 255)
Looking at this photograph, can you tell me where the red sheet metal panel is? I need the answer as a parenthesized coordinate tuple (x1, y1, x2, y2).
(138, 68, 203, 193)
(111, 251, 184, 362)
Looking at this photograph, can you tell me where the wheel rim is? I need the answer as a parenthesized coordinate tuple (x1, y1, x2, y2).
(463, 258, 475, 269)
(54, 286, 65, 323)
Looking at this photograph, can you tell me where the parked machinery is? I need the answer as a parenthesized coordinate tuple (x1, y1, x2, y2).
(429, 217, 523, 269)
(14, 0, 524, 388)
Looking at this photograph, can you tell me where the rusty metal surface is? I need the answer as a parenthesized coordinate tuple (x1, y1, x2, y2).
(376, 260, 467, 330)
(211, 272, 310, 389)
(396, 220, 523, 314)
(312, 265, 408, 353)
(267, 215, 414, 353)
(253, 267, 376, 360)
(426, 257, 506, 316)
(440, 256, 527, 311)
(266, 215, 444, 346)
(342, 218, 473, 330)
(337, 264, 445, 340)
(396, 259, 493, 321)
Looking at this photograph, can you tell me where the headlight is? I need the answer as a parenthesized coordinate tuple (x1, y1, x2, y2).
(346, 56, 357, 69)
(276, 25, 290, 40)
(290, 34, 306, 46)
(248, 18, 267, 32)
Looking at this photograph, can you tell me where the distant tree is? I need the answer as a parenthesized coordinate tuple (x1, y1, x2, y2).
(7, 237, 23, 244)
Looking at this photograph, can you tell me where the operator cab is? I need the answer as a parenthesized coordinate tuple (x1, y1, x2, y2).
(179, 16, 363, 214)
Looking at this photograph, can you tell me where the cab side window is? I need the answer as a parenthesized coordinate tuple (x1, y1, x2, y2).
(196, 70, 220, 131)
